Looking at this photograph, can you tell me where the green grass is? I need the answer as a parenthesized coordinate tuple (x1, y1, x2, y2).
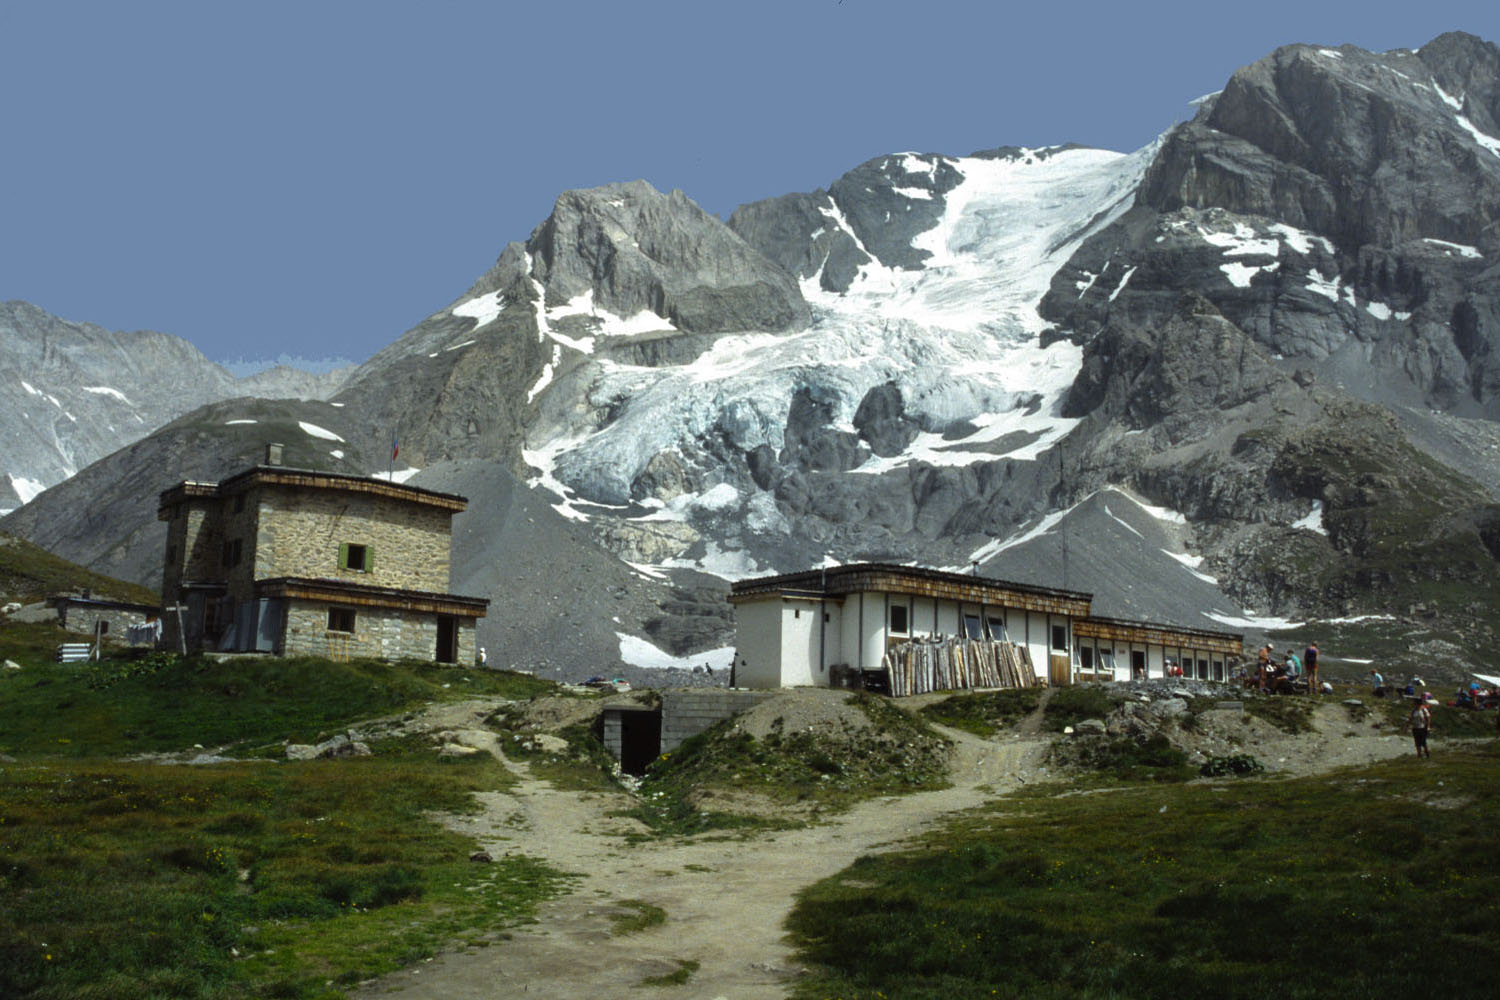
(0, 652, 557, 758)
(1042, 686, 1122, 732)
(786, 743, 1500, 999)
(639, 959, 699, 987)
(1050, 733, 1195, 783)
(0, 751, 572, 999)
(0, 649, 577, 997)
(0, 531, 160, 607)
(609, 899, 667, 936)
(1242, 694, 1316, 734)
(919, 688, 1043, 737)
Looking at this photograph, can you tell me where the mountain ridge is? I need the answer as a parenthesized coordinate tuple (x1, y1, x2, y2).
(5, 31, 1500, 682)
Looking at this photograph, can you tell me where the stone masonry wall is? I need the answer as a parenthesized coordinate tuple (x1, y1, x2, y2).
(282, 599, 476, 663)
(59, 606, 155, 645)
(255, 487, 453, 593)
(172, 501, 224, 587)
(660, 690, 777, 752)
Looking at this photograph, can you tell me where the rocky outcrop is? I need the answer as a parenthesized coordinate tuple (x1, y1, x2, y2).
(530, 181, 809, 335)
(728, 152, 965, 292)
(1045, 34, 1500, 420)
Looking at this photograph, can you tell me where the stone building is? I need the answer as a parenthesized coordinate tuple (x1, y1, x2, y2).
(157, 457, 487, 662)
(728, 563, 1243, 692)
(52, 594, 162, 646)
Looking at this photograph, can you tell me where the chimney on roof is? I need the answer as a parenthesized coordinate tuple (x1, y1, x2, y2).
(266, 443, 284, 466)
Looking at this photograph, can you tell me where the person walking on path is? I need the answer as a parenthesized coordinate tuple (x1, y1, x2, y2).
(1304, 642, 1319, 693)
(1409, 700, 1432, 759)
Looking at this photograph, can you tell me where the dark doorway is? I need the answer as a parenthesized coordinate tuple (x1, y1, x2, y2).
(613, 708, 662, 775)
(436, 615, 458, 663)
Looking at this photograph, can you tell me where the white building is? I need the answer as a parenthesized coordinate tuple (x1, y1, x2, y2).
(728, 563, 1243, 692)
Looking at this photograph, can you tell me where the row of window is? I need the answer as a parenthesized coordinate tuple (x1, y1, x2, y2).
(889, 603, 1070, 652)
(1077, 646, 1228, 681)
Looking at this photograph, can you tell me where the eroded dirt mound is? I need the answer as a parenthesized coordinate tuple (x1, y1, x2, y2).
(728, 687, 876, 740)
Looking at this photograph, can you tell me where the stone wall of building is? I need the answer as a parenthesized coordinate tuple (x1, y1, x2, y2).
(254, 487, 453, 593)
(57, 605, 158, 645)
(167, 500, 225, 589)
(659, 690, 777, 752)
(282, 599, 476, 664)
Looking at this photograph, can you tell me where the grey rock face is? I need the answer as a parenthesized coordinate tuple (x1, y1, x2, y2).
(853, 382, 921, 458)
(529, 180, 809, 335)
(729, 152, 964, 292)
(727, 191, 870, 293)
(1049, 34, 1500, 420)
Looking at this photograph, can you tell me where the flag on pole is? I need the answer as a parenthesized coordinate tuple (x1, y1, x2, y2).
(391, 434, 399, 462)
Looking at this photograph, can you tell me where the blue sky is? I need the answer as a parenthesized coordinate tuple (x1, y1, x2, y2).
(2, 1, 1495, 370)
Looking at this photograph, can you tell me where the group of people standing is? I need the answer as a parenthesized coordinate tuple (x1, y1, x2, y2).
(1250, 641, 1319, 694)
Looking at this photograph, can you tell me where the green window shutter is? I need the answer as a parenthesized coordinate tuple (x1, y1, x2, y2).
(338, 542, 349, 569)
(365, 547, 374, 574)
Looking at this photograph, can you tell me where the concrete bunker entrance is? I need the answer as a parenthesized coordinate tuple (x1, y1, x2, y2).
(603, 705, 662, 776)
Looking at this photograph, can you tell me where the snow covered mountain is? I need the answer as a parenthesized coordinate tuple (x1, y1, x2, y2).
(0, 301, 351, 513)
(6, 32, 1500, 683)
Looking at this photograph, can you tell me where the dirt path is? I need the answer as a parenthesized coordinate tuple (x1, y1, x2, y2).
(352, 725, 1051, 1000)
(352, 697, 1420, 1000)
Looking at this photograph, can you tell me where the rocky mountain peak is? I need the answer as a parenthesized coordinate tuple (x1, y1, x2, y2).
(1144, 34, 1500, 252)
(526, 179, 809, 334)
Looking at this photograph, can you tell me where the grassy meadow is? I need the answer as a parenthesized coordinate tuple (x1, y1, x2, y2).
(0, 634, 572, 1000)
(786, 743, 1500, 1000)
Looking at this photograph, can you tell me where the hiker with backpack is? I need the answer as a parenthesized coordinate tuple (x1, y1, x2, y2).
(1409, 700, 1432, 759)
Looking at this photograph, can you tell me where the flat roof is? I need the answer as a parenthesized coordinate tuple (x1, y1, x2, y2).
(1074, 614, 1244, 650)
(158, 466, 467, 518)
(730, 562, 1094, 616)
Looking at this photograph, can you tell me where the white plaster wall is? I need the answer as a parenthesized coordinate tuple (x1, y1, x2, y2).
(840, 595, 862, 670)
(913, 596, 935, 637)
(859, 592, 886, 669)
(1149, 646, 1165, 678)
(936, 600, 961, 639)
(1026, 611, 1050, 681)
(780, 602, 822, 687)
(822, 600, 843, 670)
(733, 599, 784, 689)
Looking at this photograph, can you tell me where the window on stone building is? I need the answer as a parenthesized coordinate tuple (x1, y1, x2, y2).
(340, 543, 371, 572)
(233, 493, 245, 513)
(221, 538, 242, 568)
(327, 607, 356, 633)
